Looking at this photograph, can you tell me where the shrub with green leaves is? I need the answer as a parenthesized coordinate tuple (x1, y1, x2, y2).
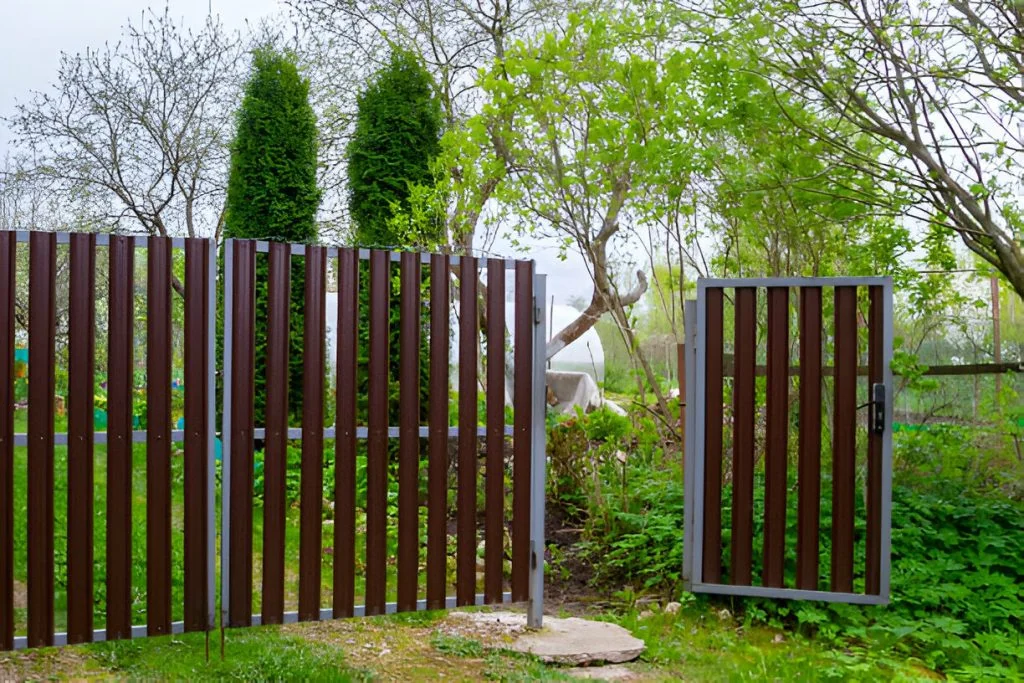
(553, 409, 1024, 679)
(223, 46, 321, 423)
(347, 48, 443, 247)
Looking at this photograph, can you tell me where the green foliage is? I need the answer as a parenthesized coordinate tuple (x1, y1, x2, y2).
(224, 46, 321, 422)
(606, 603, 925, 680)
(747, 484, 1024, 679)
(551, 408, 1024, 679)
(430, 632, 486, 658)
(253, 444, 368, 512)
(90, 628, 364, 681)
(347, 48, 443, 247)
(225, 48, 321, 242)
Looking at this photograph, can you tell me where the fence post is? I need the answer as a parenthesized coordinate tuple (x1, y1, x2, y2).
(528, 272, 547, 629)
(220, 239, 233, 632)
(682, 300, 697, 591)
(207, 240, 218, 631)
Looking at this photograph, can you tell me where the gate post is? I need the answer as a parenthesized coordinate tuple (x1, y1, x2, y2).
(220, 239, 234, 631)
(528, 273, 547, 628)
(207, 240, 218, 632)
(682, 299, 697, 591)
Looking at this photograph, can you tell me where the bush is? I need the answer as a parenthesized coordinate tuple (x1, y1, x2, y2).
(550, 410, 1024, 679)
(748, 483, 1024, 679)
(223, 47, 320, 423)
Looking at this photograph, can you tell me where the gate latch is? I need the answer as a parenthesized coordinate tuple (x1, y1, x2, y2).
(871, 383, 886, 435)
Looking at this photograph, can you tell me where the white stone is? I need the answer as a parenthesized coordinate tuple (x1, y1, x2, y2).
(664, 601, 681, 614)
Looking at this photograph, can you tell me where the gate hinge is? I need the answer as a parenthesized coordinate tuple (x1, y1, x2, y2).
(534, 296, 542, 324)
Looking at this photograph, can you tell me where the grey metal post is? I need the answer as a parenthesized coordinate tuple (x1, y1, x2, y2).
(220, 240, 233, 629)
(880, 279, 895, 602)
(528, 272, 547, 628)
(207, 239, 218, 629)
(691, 284, 708, 585)
(682, 299, 697, 590)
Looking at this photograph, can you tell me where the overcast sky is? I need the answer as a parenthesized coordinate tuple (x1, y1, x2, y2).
(0, 0, 282, 152)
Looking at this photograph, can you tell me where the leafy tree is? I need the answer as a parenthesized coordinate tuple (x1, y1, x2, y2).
(346, 49, 442, 424)
(289, 0, 575, 251)
(8, 7, 243, 241)
(224, 47, 321, 422)
(347, 48, 443, 247)
(713, 0, 1024, 299)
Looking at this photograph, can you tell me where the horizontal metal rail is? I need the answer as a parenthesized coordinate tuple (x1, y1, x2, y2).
(7, 230, 528, 267)
(10, 425, 514, 447)
(11, 592, 513, 649)
(699, 276, 892, 288)
(689, 583, 888, 605)
(249, 592, 513, 626)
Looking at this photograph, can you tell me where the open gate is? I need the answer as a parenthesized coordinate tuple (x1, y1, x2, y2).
(220, 239, 548, 629)
(683, 277, 894, 604)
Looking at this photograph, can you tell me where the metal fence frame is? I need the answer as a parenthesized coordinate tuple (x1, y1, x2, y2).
(1, 231, 217, 650)
(1, 230, 548, 652)
(683, 277, 894, 605)
(220, 239, 548, 631)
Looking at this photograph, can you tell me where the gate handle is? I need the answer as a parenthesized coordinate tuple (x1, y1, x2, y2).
(870, 383, 886, 435)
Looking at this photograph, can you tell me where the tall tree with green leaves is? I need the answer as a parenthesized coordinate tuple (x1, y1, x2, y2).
(346, 49, 443, 425)
(224, 47, 321, 422)
(347, 48, 443, 247)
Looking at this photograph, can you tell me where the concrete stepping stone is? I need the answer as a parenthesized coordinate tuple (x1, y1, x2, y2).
(566, 664, 641, 680)
(449, 611, 645, 666)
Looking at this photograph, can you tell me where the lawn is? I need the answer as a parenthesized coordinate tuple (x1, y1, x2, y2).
(0, 603, 935, 681)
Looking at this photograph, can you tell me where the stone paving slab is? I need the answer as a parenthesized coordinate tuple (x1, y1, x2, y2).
(450, 611, 646, 666)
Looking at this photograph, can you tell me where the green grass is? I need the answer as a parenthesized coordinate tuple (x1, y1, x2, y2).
(0, 604, 943, 681)
(8, 408, 463, 635)
(10, 436, 185, 632)
(602, 602, 936, 681)
(88, 628, 368, 681)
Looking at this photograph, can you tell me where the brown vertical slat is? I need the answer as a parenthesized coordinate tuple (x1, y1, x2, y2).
(261, 242, 290, 625)
(796, 287, 823, 591)
(365, 250, 389, 616)
(763, 287, 789, 588)
(730, 287, 756, 586)
(183, 238, 210, 632)
(866, 286, 884, 595)
(67, 233, 96, 644)
(397, 252, 421, 613)
(0, 233, 14, 652)
(702, 288, 724, 585)
(299, 246, 326, 622)
(228, 240, 256, 627)
(146, 237, 172, 636)
(427, 254, 450, 610)
(27, 232, 56, 648)
(832, 286, 857, 593)
(511, 261, 532, 603)
(457, 256, 478, 606)
(484, 259, 505, 604)
(333, 249, 358, 618)
(106, 235, 134, 641)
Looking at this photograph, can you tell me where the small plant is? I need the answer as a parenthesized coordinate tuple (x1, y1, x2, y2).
(430, 632, 485, 658)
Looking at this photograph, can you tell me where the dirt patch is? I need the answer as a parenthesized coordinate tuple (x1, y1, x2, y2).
(0, 647, 96, 682)
(12, 580, 25, 610)
(285, 614, 497, 681)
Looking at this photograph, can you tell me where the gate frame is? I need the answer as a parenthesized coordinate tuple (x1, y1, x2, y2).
(220, 240, 548, 630)
(683, 276, 894, 605)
